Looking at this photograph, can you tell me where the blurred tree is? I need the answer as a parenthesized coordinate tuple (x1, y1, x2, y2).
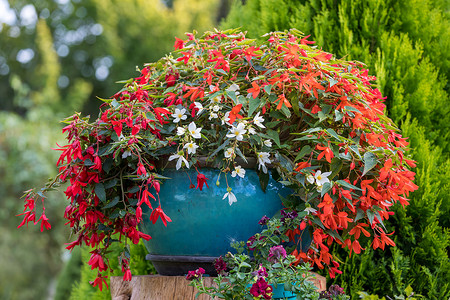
(0, 0, 223, 299)
(0, 17, 92, 299)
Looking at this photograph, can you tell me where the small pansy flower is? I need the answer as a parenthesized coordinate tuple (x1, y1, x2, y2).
(231, 165, 246, 178)
(173, 108, 187, 123)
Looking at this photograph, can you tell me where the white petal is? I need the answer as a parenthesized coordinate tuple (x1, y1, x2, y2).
(168, 154, 179, 161)
(176, 157, 182, 170)
(228, 192, 237, 205)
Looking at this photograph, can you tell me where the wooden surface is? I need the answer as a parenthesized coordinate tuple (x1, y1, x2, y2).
(110, 273, 326, 300)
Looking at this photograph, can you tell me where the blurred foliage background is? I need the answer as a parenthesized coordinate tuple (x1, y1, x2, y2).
(1, 0, 448, 299)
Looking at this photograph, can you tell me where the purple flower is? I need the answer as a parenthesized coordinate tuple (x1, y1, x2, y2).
(268, 245, 287, 263)
(328, 284, 345, 296)
(258, 215, 270, 225)
(214, 256, 227, 275)
(280, 209, 298, 223)
(185, 267, 205, 281)
(249, 277, 273, 299)
(251, 265, 268, 278)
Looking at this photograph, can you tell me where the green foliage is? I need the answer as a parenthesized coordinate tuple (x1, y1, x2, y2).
(54, 248, 82, 300)
(69, 241, 154, 300)
(0, 1, 220, 298)
(224, 0, 450, 298)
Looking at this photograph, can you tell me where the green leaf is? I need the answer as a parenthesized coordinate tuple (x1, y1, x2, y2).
(227, 90, 237, 103)
(208, 139, 230, 159)
(111, 99, 120, 108)
(354, 209, 365, 222)
(344, 106, 361, 114)
(336, 180, 362, 191)
(329, 157, 343, 180)
(95, 183, 106, 202)
(267, 129, 281, 147)
(263, 84, 272, 94)
(321, 182, 332, 197)
(216, 68, 228, 76)
(104, 178, 118, 189)
(258, 170, 270, 193)
(334, 110, 344, 122)
(326, 229, 345, 243)
(294, 145, 312, 161)
(363, 152, 378, 176)
(234, 147, 248, 164)
(127, 186, 140, 193)
(103, 196, 119, 209)
(248, 97, 261, 117)
(349, 145, 362, 159)
(327, 128, 341, 141)
(366, 209, 375, 225)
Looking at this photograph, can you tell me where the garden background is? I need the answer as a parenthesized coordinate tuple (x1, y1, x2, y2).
(0, 0, 448, 299)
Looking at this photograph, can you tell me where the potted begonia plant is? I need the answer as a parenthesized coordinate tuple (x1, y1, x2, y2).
(18, 28, 417, 290)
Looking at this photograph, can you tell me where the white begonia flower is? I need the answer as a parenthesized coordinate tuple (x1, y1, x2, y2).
(209, 112, 218, 120)
(226, 123, 247, 141)
(304, 207, 317, 215)
(231, 165, 246, 178)
(183, 142, 199, 155)
(248, 126, 256, 135)
(226, 83, 240, 95)
(253, 112, 266, 128)
(264, 139, 272, 147)
(222, 111, 230, 125)
(211, 96, 221, 104)
(314, 170, 332, 186)
(212, 105, 221, 112)
(224, 148, 234, 158)
(122, 149, 132, 159)
(223, 190, 237, 206)
(168, 153, 189, 170)
(177, 127, 186, 136)
(306, 174, 315, 184)
(194, 102, 204, 115)
(173, 108, 187, 123)
(257, 152, 271, 174)
(188, 122, 202, 139)
(316, 184, 324, 193)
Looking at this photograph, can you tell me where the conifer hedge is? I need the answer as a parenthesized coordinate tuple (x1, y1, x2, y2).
(223, 0, 450, 298)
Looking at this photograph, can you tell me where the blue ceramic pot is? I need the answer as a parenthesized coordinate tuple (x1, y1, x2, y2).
(139, 167, 292, 275)
(272, 283, 296, 299)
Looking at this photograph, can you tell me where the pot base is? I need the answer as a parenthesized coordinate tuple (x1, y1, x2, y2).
(146, 254, 218, 276)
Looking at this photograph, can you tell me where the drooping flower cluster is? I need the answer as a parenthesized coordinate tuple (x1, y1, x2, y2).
(18, 28, 417, 288)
